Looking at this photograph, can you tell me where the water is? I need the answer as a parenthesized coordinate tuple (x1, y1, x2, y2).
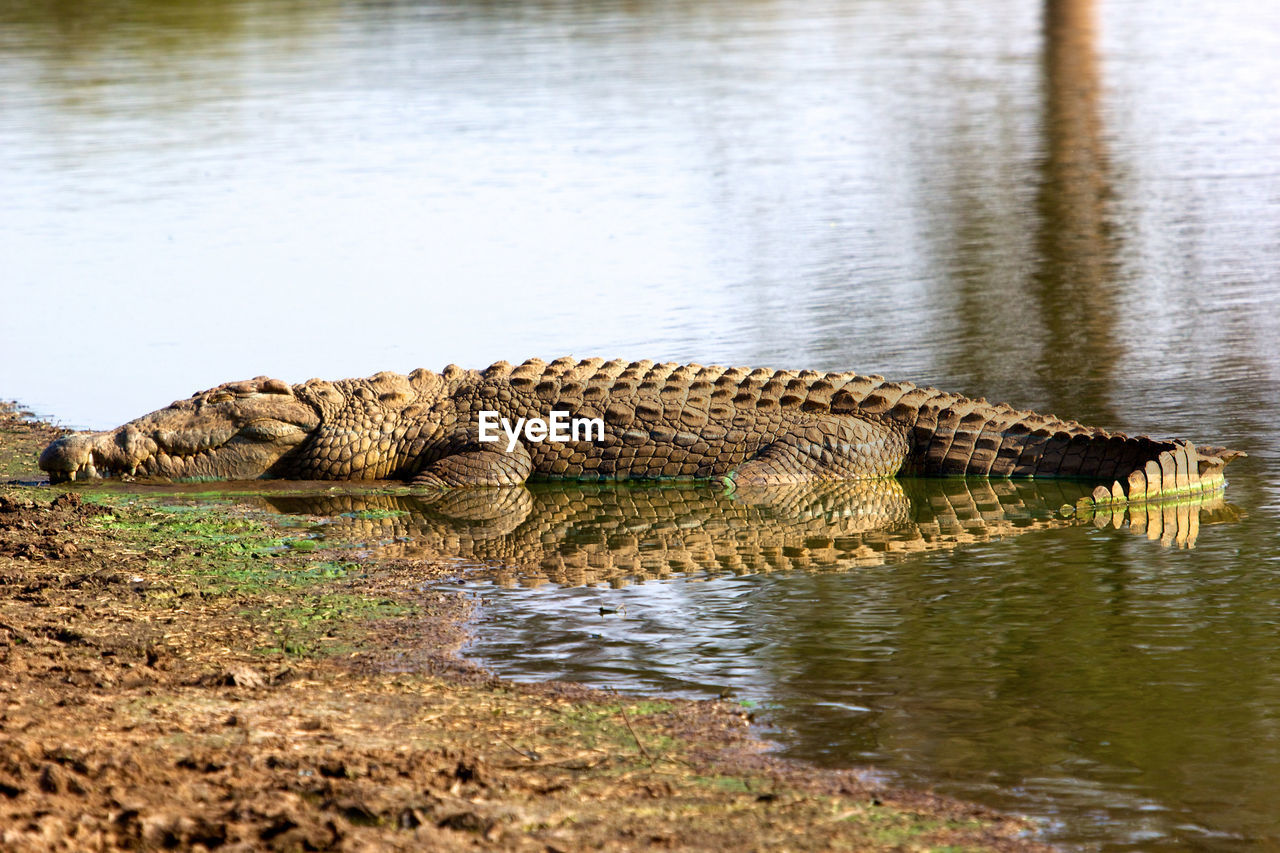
(257, 482, 1256, 849)
(459, 485, 1269, 850)
(3, 0, 1279, 847)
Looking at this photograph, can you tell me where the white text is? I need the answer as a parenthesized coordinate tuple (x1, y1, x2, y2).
(477, 410, 605, 452)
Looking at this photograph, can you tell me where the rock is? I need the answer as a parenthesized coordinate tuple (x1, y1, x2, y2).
(222, 666, 267, 688)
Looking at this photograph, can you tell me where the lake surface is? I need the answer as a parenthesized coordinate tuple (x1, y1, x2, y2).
(3, 0, 1279, 848)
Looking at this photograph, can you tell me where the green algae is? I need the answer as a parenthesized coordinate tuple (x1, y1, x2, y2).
(74, 492, 418, 659)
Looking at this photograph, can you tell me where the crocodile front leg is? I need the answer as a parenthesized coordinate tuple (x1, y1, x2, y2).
(725, 415, 910, 486)
(411, 443, 534, 487)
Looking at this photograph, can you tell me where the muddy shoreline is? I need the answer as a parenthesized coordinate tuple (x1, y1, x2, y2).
(1, 402, 1050, 851)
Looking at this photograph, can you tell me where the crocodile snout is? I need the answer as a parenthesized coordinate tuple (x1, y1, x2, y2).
(39, 434, 99, 483)
(38, 430, 158, 483)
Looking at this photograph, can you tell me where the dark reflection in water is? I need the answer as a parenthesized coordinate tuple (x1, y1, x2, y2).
(261, 479, 1233, 587)
(1032, 0, 1119, 415)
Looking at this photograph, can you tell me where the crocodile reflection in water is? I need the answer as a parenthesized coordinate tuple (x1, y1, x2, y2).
(260, 480, 1237, 588)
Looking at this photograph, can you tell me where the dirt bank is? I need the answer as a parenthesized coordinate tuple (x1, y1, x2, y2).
(0, 402, 1050, 851)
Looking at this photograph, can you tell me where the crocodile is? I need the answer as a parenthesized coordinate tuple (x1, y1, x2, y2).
(38, 357, 1243, 506)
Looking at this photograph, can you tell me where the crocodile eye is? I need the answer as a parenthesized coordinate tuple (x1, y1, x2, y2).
(239, 419, 303, 441)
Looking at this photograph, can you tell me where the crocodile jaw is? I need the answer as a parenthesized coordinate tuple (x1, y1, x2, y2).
(40, 431, 154, 483)
(39, 380, 322, 483)
(39, 422, 315, 483)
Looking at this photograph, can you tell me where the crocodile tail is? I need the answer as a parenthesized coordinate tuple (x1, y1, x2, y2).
(825, 377, 1244, 503)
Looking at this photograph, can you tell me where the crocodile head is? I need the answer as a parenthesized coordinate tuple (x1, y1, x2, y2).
(39, 378, 321, 483)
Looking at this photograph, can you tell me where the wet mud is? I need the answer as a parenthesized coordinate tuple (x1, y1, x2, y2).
(1, 403, 1050, 851)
